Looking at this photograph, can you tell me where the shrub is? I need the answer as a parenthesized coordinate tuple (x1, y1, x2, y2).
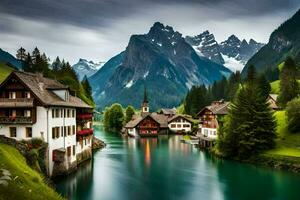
(286, 97, 300, 133)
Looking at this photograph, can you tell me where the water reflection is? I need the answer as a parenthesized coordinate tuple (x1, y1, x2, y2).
(54, 125, 300, 200)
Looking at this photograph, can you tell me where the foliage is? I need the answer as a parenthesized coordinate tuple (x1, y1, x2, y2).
(0, 144, 64, 200)
(183, 72, 241, 116)
(19, 47, 94, 107)
(257, 74, 271, 98)
(0, 62, 13, 83)
(217, 67, 276, 159)
(125, 105, 135, 123)
(286, 98, 300, 133)
(278, 57, 299, 107)
(103, 103, 125, 132)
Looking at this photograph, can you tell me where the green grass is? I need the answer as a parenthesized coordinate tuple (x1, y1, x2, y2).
(263, 111, 300, 158)
(270, 80, 300, 94)
(0, 143, 64, 200)
(270, 80, 280, 94)
(0, 62, 13, 83)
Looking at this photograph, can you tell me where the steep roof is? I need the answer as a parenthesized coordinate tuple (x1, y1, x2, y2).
(268, 94, 278, 102)
(159, 108, 177, 115)
(124, 113, 168, 128)
(167, 114, 194, 124)
(1, 71, 92, 108)
(197, 101, 230, 116)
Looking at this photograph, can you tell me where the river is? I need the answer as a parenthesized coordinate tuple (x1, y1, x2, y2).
(54, 125, 300, 200)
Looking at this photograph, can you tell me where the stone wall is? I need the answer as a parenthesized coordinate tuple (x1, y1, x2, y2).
(77, 148, 92, 164)
(0, 135, 29, 156)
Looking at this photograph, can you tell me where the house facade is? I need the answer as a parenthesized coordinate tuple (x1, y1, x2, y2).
(168, 115, 193, 133)
(196, 100, 229, 140)
(0, 71, 93, 177)
(267, 94, 280, 110)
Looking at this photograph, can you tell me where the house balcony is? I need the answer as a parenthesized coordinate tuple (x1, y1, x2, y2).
(76, 113, 93, 120)
(77, 128, 93, 136)
(0, 98, 34, 108)
(0, 116, 33, 124)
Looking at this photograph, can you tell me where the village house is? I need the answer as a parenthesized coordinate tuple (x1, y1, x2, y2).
(0, 71, 93, 177)
(267, 94, 280, 110)
(124, 88, 193, 137)
(196, 100, 230, 141)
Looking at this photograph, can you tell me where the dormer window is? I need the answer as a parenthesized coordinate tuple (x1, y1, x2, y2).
(65, 91, 69, 102)
(52, 89, 70, 101)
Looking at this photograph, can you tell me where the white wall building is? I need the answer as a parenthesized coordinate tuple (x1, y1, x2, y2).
(0, 71, 93, 177)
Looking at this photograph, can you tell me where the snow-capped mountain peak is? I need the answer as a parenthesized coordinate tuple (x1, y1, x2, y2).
(72, 58, 105, 80)
(185, 32, 264, 72)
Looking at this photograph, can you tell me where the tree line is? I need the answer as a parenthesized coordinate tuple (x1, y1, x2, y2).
(16, 47, 94, 106)
(103, 104, 135, 132)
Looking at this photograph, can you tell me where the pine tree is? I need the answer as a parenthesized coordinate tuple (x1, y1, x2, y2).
(52, 56, 61, 72)
(16, 47, 26, 61)
(82, 76, 93, 99)
(23, 53, 33, 72)
(217, 68, 276, 159)
(125, 105, 135, 123)
(257, 74, 271, 99)
(278, 57, 299, 107)
(32, 47, 40, 64)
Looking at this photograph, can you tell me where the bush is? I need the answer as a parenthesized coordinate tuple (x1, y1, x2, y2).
(286, 98, 300, 133)
(30, 138, 44, 148)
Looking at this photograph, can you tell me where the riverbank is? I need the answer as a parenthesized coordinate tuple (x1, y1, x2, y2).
(0, 143, 64, 200)
(213, 111, 300, 173)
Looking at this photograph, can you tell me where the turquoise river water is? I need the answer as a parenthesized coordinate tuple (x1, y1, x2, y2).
(54, 125, 300, 200)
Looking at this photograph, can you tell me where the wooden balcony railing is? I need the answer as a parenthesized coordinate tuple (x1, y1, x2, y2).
(0, 116, 33, 124)
(0, 98, 34, 108)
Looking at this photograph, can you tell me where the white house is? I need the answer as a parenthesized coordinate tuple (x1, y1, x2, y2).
(0, 71, 93, 177)
(167, 115, 193, 133)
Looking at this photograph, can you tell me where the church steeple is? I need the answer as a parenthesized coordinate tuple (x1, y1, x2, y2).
(141, 86, 149, 115)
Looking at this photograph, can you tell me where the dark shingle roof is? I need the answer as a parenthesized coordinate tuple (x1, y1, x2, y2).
(197, 101, 230, 116)
(125, 113, 168, 128)
(7, 71, 91, 108)
(159, 108, 177, 115)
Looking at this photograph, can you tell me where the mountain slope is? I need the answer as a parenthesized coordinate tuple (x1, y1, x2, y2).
(0, 62, 13, 83)
(89, 22, 231, 110)
(185, 32, 264, 72)
(0, 48, 22, 70)
(72, 58, 105, 80)
(243, 9, 300, 75)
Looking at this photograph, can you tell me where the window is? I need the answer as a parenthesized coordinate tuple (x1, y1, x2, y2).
(72, 125, 76, 135)
(67, 109, 70, 118)
(55, 109, 60, 118)
(177, 124, 182, 128)
(73, 145, 76, 156)
(52, 109, 55, 118)
(171, 124, 176, 128)
(9, 127, 16, 137)
(183, 124, 190, 128)
(64, 126, 67, 136)
(24, 91, 31, 98)
(61, 127, 64, 137)
(68, 126, 71, 136)
(72, 110, 75, 118)
(24, 110, 31, 117)
(67, 146, 71, 157)
(8, 92, 16, 99)
(26, 127, 32, 138)
(52, 127, 60, 139)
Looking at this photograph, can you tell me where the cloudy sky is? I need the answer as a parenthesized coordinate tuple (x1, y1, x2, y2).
(0, 0, 299, 64)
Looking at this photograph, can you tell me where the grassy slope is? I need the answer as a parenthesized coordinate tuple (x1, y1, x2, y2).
(0, 144, 64, 200)
(0, 62, 13, 83)
(271, 80, 300, 94)
(264, 111, 300, 158)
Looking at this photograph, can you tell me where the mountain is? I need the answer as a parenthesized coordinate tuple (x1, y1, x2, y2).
(89, 22, 231, 110)
(185, 32, 264, 72)
(243, 9, 300, 75)
(0, 48, 22, 70)
(72, 58, 105, 80)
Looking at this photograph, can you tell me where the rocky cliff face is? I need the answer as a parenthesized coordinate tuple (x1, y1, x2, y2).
(243, 9, 300, 75)
(89, 22, 231, 110)
(72, 58, 105, 80)
(185, 32, 264, 72)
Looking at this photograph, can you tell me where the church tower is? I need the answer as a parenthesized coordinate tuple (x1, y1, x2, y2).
(141, 86, 149, 115)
